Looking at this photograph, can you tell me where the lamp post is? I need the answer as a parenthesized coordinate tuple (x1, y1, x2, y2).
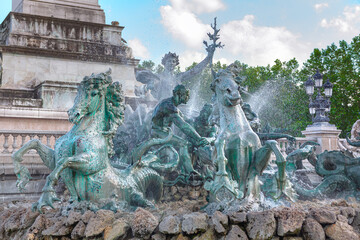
(304, 70, 333, 123)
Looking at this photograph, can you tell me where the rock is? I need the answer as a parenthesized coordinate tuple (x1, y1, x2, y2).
(42, 217, 71, 236)
(340, 207, 356, 224)
(0, 208, 16, 236)
(283, 237, 303, 240)
(65, 210, 82, 226)
(81, 210, 95, 223)
(3, 208, 26, 233)
(20, 208, 40, 229)
(352, 209, 360, 234)
(29, 214, 47, 234)
(132, 208, 159, 239)
(182, 212, 208, 235)
(276, 208, 305, 236)
(229, 212, 247, 224)
(225, 225, 248, 240)
(104, 219, 129, 240)
(211, 211, 229, 234)
(152, 233, 167, 240)
(310, 209, 336, 224)
(303, 218, 325, 240)
(159, 215, 181, 235)
(331, 199, 349, 207)
(71, 220, 86, 239)
(171, 186, 178, 195)
(85, 209, 115, 237)
(170, 233, 191, 240)
(189, 190, 201, 200)
(337, 214, 348, 222)
(325, 219, 359, 240)
(193, 228, 216, 240)
(246, 211, 276, 240)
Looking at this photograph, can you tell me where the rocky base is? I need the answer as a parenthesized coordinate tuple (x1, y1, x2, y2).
(1, 198, 360, 240)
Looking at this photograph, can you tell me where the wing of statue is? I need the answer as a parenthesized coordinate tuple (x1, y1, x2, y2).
(135, 69, 160, 85)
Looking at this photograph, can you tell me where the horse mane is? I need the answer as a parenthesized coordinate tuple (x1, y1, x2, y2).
(81, 69, 125, 156)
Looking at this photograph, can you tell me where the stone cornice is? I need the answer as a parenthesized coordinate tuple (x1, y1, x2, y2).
(0, 46, 139, 66)
(7, 11, 124, 29)
(0, 12, 140, 66)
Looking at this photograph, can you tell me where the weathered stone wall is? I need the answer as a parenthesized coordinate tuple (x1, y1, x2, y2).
(12, 0, 105, 24)
(1, 53, 139, 99)
(0, 199, 359, 240)
(0, 12, 140, 95)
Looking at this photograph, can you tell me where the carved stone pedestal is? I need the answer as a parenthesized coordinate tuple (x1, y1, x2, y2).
(301, 122, 341, 154)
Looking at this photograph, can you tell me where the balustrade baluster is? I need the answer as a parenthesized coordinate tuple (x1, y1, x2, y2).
(3, 134, 10, 154)
(12, 134, 19, 153)
(29, 134, 36, 154)
(20, 134, 27, 148)
(46, 135, 51, 147)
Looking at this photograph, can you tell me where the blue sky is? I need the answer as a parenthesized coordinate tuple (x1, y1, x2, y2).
(1, 0, 360, 68)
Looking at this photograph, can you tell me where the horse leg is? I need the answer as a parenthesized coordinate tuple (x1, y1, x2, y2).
(214, 136, 227, 176)
(265, 141, 287, 198)
(60, 169, 79, 202)
(247, 142, 272, 199)
(12, 139, 55, 191)
(254, 140, 296, 201)
(33, 153, 90, 212)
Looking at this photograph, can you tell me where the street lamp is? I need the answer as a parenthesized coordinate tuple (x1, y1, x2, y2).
(304, 70, 333, 123)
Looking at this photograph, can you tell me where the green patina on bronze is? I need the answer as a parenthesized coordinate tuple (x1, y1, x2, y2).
(12, 70, 168, 212)
(288, 143, 360, 199)
(150, 84, 211, 185)
(204, 67, 297, 203)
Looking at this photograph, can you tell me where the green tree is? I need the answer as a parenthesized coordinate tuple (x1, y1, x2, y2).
(138, 60, 155, 71)
(138, 60, 164, 74)
(300, 36, 360, 136)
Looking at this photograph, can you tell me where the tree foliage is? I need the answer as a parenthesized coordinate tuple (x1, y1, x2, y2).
(300, 37, 360, 136)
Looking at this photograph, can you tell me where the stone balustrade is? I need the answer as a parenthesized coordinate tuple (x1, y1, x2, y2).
(0, 131, 314, 156)
(0, 130, 66, 202)
(0, 130, 66, 154)
(276, 137, 309, 156)
(0, 130, 344, 202)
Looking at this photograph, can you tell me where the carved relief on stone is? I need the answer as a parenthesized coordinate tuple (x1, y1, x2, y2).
(0, 17, 10, 45)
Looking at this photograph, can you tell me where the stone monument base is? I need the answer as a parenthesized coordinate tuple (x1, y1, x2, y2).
(302, 122, 342, 154)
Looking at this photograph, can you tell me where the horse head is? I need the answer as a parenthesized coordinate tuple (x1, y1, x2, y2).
(68, 69, 111, 124)
(68, 69, 125, 134)
(211, 68, 242, 107)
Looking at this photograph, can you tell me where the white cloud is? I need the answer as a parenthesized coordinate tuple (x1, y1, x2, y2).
(314, 3, 329, 12)
(178, 51, 233, 70)
(160, 0, 225, 49)
(179, 51, 206, 70)
(220, 15, 309, 66)
(160, 0, 309, 67)
(214, 57, 233, 66)
(128, 38, 150, 59)
(320, 5, 360, 33)
(160, 5, 210, 49)
(169, 0, 226, 14)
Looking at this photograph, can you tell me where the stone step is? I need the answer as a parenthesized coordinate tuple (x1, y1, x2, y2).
(0, 97, 42, 108)
(0, 88, 37, 99)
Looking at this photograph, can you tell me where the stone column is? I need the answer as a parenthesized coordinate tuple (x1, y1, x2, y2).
(301, 122, 342, 154)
